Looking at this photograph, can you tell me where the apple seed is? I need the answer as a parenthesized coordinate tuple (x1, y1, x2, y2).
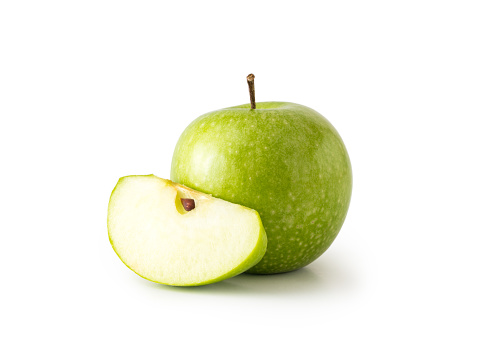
(181, 198, 195, 211)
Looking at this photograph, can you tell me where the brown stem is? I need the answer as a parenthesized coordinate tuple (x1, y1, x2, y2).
(246, 73, 256, 109)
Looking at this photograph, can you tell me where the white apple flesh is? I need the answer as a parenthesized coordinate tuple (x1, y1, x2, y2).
(108, 175, 267, 286)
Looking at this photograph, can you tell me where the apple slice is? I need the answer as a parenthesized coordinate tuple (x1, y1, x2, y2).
(107, 175, 267, 286)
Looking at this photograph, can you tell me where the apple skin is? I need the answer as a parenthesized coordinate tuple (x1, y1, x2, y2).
(171, 102, 352, 274)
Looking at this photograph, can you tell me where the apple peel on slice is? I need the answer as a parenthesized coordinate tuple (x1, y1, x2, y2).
(108, 175, 267, 286)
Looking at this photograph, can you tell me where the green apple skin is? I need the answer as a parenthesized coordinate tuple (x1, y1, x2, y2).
(171, 102, 352, 274)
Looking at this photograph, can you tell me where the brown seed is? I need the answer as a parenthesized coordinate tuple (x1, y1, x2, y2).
(181, 198, 195, 211)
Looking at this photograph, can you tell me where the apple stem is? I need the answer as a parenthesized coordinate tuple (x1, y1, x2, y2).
(247, 74, 256, 109)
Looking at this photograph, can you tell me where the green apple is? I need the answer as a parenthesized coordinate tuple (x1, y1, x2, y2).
(107, 175, 267, 286)
(171, 101, 352, 274)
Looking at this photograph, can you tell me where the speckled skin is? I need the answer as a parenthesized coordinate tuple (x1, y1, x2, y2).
(171, 102, 352, 274)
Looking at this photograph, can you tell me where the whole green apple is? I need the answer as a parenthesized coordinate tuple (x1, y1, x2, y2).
(171, 100, 352, 274)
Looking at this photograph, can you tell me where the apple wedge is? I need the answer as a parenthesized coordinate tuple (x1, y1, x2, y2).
(107, 175, 267, 286)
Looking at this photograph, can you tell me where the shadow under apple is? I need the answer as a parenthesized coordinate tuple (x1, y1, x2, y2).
(142, 252, 358, 297)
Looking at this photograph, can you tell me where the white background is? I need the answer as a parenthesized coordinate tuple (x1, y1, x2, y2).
(1, 1, 485, 354)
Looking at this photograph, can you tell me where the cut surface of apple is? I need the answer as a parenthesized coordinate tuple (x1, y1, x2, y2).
(108, 175, 267, 286)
